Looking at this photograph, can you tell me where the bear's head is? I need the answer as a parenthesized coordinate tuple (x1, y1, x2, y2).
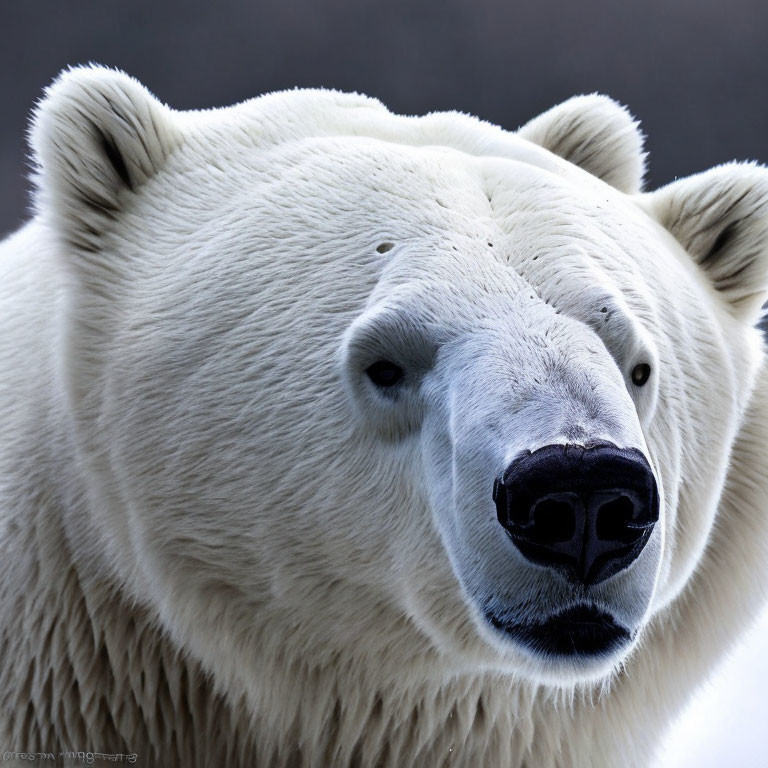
(31, 66, 768, 690)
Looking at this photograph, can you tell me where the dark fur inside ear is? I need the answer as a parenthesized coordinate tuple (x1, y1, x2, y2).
(651, 163, 768, 323)
(96, 126, 134, 191)
(517, 94, 646, 194)
(703, 219, 740, 265)
(30, 65, 180, 251)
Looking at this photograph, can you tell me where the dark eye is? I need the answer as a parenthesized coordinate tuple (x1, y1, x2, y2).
(631, 363, 651, 387)
(366, 360, 404, 388)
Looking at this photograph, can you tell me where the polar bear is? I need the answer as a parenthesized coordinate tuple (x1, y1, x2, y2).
(1, 65, 767, 768)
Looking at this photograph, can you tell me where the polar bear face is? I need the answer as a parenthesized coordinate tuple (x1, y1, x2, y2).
(32, 67, 768, 688)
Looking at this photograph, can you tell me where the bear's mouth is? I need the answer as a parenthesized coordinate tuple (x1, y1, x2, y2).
(484, 604, 631, 657)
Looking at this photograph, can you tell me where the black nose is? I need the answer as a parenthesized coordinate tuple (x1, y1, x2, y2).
(493, 442, 659, 586)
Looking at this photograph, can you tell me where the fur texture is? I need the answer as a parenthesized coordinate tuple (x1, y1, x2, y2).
(1, 66, 768, 767)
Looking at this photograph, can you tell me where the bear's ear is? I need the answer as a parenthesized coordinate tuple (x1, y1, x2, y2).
(30, 65, 180, 251)
(517, 94, 646, 194)
(648, 162, 768, 324)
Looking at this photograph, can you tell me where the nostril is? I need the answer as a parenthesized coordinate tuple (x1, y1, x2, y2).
(595, 495, 636, 543)
(532, 498, 576, 544)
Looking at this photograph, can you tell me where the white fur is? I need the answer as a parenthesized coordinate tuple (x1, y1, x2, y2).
(1, 66, 767, 767)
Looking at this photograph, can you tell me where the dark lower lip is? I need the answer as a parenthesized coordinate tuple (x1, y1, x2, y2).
(484, 604, 631, 657)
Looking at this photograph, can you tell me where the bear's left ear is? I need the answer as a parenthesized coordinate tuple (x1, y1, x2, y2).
(517, 94, 646, 194)
(648, 163, 768, 324)
(30, 65, 181, 252)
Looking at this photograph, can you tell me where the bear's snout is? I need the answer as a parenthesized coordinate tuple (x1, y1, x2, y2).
(493, 442, 659, 586)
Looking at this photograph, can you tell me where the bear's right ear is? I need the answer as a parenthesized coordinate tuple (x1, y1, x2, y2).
(30, 65, 180, 251)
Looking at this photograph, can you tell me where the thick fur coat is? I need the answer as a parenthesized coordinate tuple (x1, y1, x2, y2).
(1, 67, 767, 767)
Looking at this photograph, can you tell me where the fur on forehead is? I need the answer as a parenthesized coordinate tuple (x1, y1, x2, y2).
(29, 66, 650, 258)
(28, 64, 768, 331)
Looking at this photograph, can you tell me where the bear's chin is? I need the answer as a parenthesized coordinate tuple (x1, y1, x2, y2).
(481, 603, 636, 683)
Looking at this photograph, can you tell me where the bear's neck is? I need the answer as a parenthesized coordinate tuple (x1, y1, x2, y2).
(0, 477, 257, 760)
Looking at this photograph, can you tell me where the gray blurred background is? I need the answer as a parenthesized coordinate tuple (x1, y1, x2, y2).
(2, 0, 768, 238)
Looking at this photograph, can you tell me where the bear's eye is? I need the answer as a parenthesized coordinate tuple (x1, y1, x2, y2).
(631, 363, 651, 387)
(366, 360, 404, 388)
